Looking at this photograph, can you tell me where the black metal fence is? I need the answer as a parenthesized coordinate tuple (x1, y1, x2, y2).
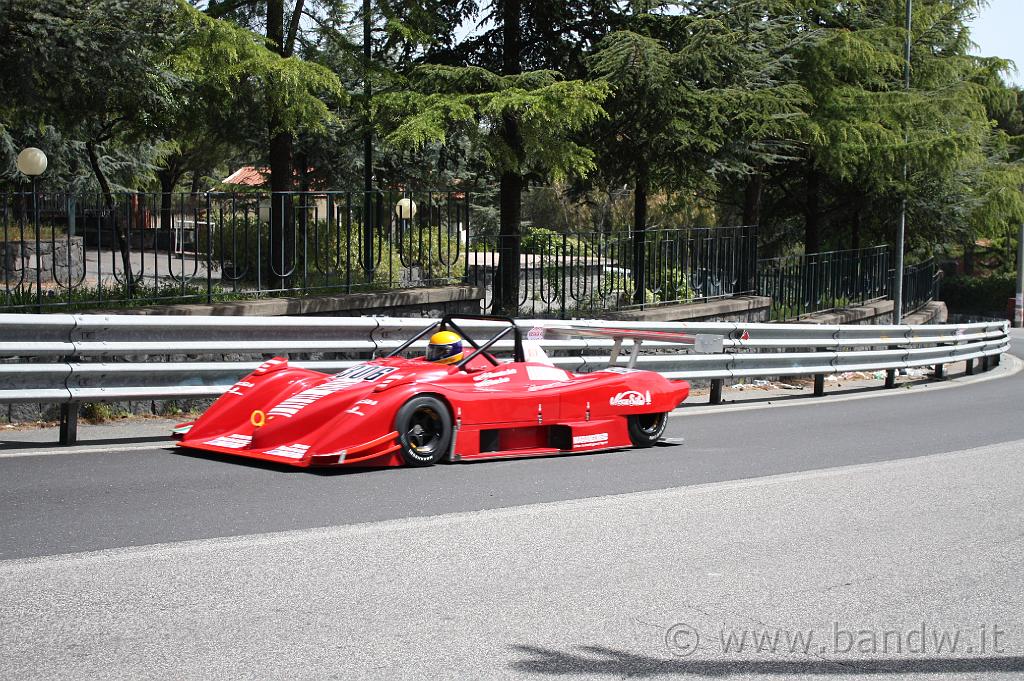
(1, 190, 938, 320)
(900, 258, 940, 315)
(757, 246, 892, 320)
(1, 190, 469, 311)
(469, 225, 758, 317)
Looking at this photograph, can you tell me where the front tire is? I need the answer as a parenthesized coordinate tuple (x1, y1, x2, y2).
(395, 396, 452, 466)
(627, 412, 668, 447)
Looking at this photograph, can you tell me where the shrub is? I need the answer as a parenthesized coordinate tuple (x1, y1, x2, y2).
(939, 274, 1015, 317)
(210, 216, 465, 291)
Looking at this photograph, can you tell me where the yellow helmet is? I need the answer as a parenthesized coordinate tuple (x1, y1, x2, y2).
(427, 330, 464, 364)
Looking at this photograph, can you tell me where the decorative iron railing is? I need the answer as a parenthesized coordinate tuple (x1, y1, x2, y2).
(2, 190, 937, 320)
(757, 246, 892, 320)
(900, 258, 940, 315)
(468, 225, 758, 318)
(1, 190, 469, 311)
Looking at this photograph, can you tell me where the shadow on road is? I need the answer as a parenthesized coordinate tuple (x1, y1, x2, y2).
(0, 434, 174, 451)
(509, 644, 1024, 676)
(171, 445, 393, 477)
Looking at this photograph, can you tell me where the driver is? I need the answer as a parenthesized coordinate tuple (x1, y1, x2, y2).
(426, 330, 464, 365)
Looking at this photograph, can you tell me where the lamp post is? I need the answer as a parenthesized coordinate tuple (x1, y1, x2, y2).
(395, 197, 417, 221)
(394, 196, 417, 248)
(893, 0, 911, 324)
(16, 147, 48, 311)
(1015, 220, 1023, 327)
(362, 0, 375, 278)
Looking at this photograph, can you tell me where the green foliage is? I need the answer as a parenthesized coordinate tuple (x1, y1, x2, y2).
(209, 214, 465, 290)
(939, 273, 1016, 316)
(378, 66, 609, 180)
(0, 279, 250, 313)
(81, 402, 124, 423)
(520, 227, 588, 254)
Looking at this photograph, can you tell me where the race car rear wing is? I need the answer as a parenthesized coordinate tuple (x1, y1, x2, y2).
(540, 325, 724, 368)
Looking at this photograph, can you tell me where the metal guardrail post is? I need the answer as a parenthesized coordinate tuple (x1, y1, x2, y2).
(933, 363, 945, 379)
(709, 378, 724, 404)
(59, 403, 78, 445)
(813, 345, 826, 396)
(965, 358, 975, 375)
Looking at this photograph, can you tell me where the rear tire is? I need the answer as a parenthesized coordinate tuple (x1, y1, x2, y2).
(627, 412, 668, 447)
(395, 396, 452, 466)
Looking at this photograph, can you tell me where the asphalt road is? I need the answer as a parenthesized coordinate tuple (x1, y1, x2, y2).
(1, 336, 1023, 561)
(1, 331, 1022, 680)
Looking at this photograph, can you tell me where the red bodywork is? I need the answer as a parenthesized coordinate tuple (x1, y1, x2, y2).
(177, 354, 689, 468)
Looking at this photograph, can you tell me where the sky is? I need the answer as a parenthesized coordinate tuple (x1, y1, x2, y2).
(967, 0, 1023, 86)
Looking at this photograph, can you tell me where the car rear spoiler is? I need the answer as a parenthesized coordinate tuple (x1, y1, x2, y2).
(540, 325, 725, 368)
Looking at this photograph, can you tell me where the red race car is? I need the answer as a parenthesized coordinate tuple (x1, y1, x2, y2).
(176, 315, 691, 467)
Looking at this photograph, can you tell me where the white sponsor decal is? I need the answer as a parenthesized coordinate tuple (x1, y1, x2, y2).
(473, 368, 517, 382)
(573, 433, 609, 447)
(226, 380, 256, 397)
(205, 433, 252, 449)
(599, 367, 641, 374)
(475, 377, 511, 388)
(526, 365, 569, 382)
(526, 381, 571, 391)
(609, 390, 651, 407)
(254, 358, 287, 375)
(268, 375, 363, 418)
(345, 397, 381, 417)
(527, 326, 545, 340)
(264, 443, 310, 459)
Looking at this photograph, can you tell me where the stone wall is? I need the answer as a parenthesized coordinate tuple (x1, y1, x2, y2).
(0, 237, 84, 286)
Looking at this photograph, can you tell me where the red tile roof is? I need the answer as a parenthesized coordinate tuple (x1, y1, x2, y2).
(222, 166, 269, 187)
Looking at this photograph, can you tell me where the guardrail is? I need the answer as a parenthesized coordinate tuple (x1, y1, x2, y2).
(0, 313, 1010, 445)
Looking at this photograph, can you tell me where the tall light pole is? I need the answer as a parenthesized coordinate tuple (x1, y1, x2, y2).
(893, 0, 911, 324)
(362, 0, 375, 278)
(16, 147, 48, 312)
(1015, 220, 1023, 327)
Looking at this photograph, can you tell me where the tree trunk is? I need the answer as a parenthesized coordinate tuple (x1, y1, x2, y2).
(86, 141, 134, 293)
(269, 126, 294, 289)
(804, 166, 821, 254)
(495, 171, 523, 314)
(742, 173, 763, 227)
(267, 0, 293, 290)
(157, 166, 183, 237)
(494, 0, 523, 314)
(632, 170, 648, 305)
(851, 205, 861, 251)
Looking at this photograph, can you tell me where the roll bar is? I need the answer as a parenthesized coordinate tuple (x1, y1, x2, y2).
(384, 314, 525, 366)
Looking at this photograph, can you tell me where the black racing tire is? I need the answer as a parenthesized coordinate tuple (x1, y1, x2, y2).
(627, 412, 668, 448)
(395, 396, 453, 466)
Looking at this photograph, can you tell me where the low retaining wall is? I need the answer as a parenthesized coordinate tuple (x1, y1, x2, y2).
(105, 285, 485, 318)
(607, 295, 772, 323)
(796, 299, 948, 326)
(903, 301, 949, 325)
(0, 237, 84, 286)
